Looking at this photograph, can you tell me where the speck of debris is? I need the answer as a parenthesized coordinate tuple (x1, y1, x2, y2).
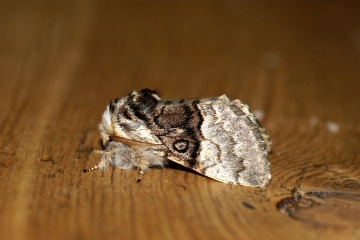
(41, 157, 55, 165)
(242, 201, 255, 210)
(350, 27, 360, 50)
(260, 52, 281, 69)
(309, 116, 319, 125)
(253, 110, 265, 121)
(326, 121, 339, 133)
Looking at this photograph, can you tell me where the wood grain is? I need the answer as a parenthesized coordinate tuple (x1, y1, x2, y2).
(0, 1, 359, 239)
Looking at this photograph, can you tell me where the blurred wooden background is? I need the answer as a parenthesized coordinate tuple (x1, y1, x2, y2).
(1, 1, 359, 239)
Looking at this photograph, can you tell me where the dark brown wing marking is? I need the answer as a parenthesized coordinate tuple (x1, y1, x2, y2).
(149, 99, 203, 168)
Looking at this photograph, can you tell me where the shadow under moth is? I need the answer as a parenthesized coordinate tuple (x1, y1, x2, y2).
(84, 89, 272, 187)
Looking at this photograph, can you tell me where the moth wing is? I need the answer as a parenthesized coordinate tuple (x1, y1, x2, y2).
(194, 95, 271, 186)
(151, 96, 271, 186)
(231, 99, 273, 153)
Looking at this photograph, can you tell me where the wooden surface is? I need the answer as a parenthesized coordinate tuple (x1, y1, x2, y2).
(1, 1, 359, 239)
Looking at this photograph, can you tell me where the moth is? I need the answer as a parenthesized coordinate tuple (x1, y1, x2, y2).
(84, 89, 272, 187)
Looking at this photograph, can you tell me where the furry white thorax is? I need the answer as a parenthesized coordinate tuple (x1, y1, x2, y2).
(99, 106, 113, 146)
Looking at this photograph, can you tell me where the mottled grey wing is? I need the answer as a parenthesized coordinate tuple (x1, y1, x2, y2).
(194, 95, 271, 186)
(151, 96, 271, 186)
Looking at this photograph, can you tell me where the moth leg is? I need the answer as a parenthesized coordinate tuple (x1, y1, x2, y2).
(136, 157, 150, 182)
(83, 156, 111, 172)
(83, 153, 111, 172)
(83, 144, 115, 172)
(83, 165, 99, 172)
(137, 169, 145, 183)
(93, 149, 104, 154)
